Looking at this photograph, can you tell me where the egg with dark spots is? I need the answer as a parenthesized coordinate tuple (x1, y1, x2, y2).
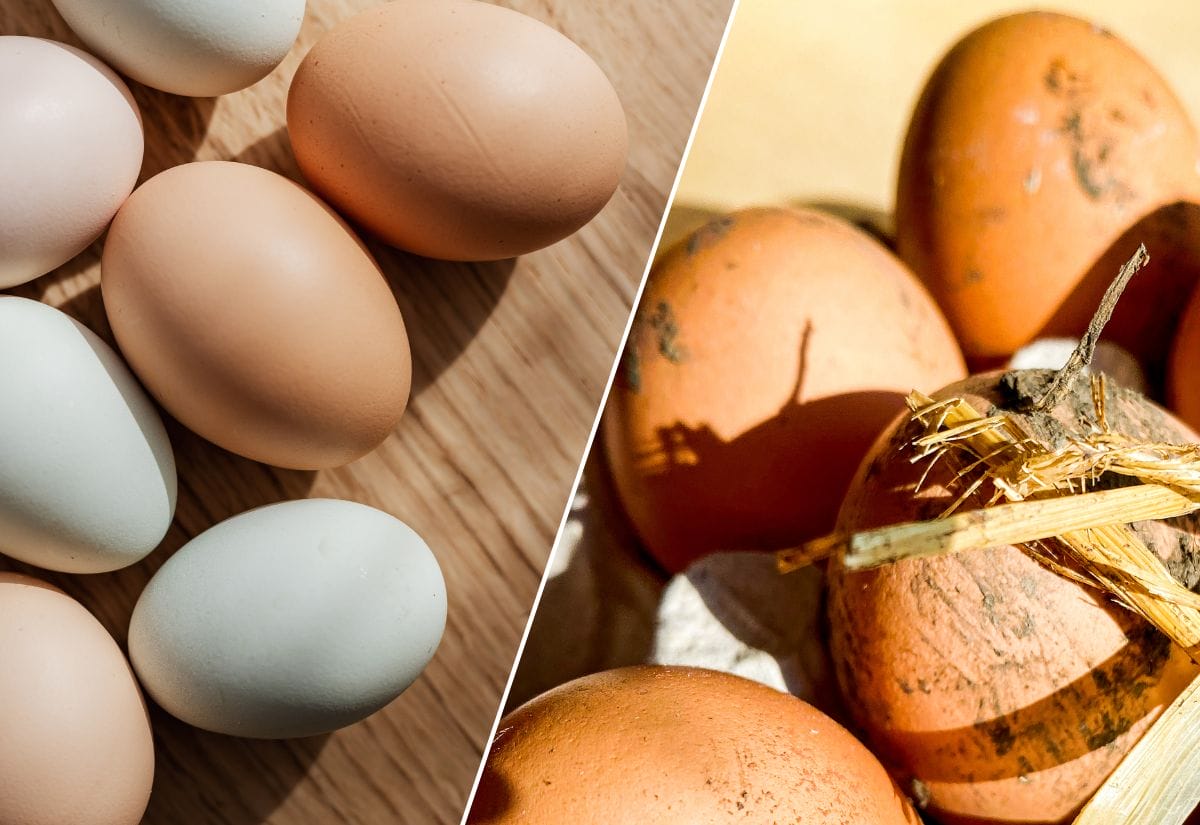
(828, 369, 1200, 824)
(286, 0, 628, 261)
(602, 207, 965, 572)
(896, 11, 1200, 366)
(467, 666, 920, 824)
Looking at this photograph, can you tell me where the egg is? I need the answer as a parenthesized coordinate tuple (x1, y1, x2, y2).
(101, 161, 411, 470)
(128, 498, 447, 739)
(49, 0, 305, 97)
(602, 208, 966, 573)
(287, 0, 628, 260)
(1168, 289, 1200, 427)
(896, 12, 1200, 363)
(0, 37, 142, 288)
(0, 297, 175, 573)
(469, 665, 919, 823)
(828, 370, 1200, 824)
(0, 574, 154, 825)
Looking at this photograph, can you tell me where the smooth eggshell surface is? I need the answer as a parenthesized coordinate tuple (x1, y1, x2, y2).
(287, 0, 628, 260)
(0, 574, 154, 825)
(49, 0, 306, 97)
(129, 499, 447, 739)
(102, 161, 412, 470)
(469, 666, 919, 824)
(0, 37, 142, 288)
(0, 297, 176, 573)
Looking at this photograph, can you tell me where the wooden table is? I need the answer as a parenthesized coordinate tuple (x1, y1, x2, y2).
(0, 2, 733, 822)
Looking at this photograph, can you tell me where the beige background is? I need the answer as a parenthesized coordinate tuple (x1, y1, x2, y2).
(0, 1, 733, 823)
(664, 0, 1200, 250)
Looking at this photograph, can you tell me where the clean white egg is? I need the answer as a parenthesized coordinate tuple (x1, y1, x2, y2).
(49, 0, 307, 97)
(0, 297, 176, 573)
(0, 37, 142, 288)
(129, 499, 448, 739)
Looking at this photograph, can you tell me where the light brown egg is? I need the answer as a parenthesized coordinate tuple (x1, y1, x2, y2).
(828, 370, 1200, 824)
(102, 161, 411, 470)
(0, 573, 154, 825)
(469, 665, 920, 824)
(602, 207, 965, 573)
(287, 0, 627, 261)
(896, 11, 1200, 365)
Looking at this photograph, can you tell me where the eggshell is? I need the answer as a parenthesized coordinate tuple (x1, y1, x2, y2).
(1168, 289, 1200, 427)
(469, 665, 919, 824)
(49, 0, 305, 97)
(287, 0, 628, 260)
(828, 371, 1200, 824)
(0, 37, 142, 288)
(101, 161, 411, 470)
(896, 11, 1200, 362)
(0, 297, 176, 573)
(602, 208, 966, 573)
(128, 498, 447, 739)
(0, 573, 154, 825)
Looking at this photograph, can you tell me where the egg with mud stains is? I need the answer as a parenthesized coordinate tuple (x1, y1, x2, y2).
(602, 207, 965, 573)
(287, 0, 627, 260)
(896, 11, 1200, 365)
(469, 666, 920, 824)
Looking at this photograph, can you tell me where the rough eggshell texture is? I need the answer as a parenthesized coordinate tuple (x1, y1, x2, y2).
(287, 0, 628, 260)
(49, 0, 305, 97)
(0, 297, 176, 573)
(828, 371, 1200, 824)
(128, 499, 447, 739)
(896, 11, 1200, 362)
(0, 574, 154, 825)
(102, 161, 411, 470)
(0, 37, 142, 288)
(469, 665, 919, 824)
(602, 207, 966, 573)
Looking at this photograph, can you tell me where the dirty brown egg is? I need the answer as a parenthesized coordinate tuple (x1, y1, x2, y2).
(896, 11, 1200, 366)
(468, 665, 921, 824)
(828, 369, 1200, 824)
(602, 207, 965, 573)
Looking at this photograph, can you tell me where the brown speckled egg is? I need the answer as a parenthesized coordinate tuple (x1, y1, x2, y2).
(829, 369, 1200, 824)
(468, 666, 920, 824)
(102, 161, 411, 470)
(602, 207, 965, 573)
(896, 11, 1200, 365)
(287, 0, 627, 261)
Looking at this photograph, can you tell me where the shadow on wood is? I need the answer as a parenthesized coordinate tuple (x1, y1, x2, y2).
(142, 710, 329, 825)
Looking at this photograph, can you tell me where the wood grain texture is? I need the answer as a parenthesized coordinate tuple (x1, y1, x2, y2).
(0, 1, 733, 822)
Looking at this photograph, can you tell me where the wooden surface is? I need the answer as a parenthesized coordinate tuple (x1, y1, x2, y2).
(0, 2, 733, 823)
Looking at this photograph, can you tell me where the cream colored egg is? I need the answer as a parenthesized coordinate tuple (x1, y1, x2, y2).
(0, 37, 142, 288)
(0, 574, 154, 825)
